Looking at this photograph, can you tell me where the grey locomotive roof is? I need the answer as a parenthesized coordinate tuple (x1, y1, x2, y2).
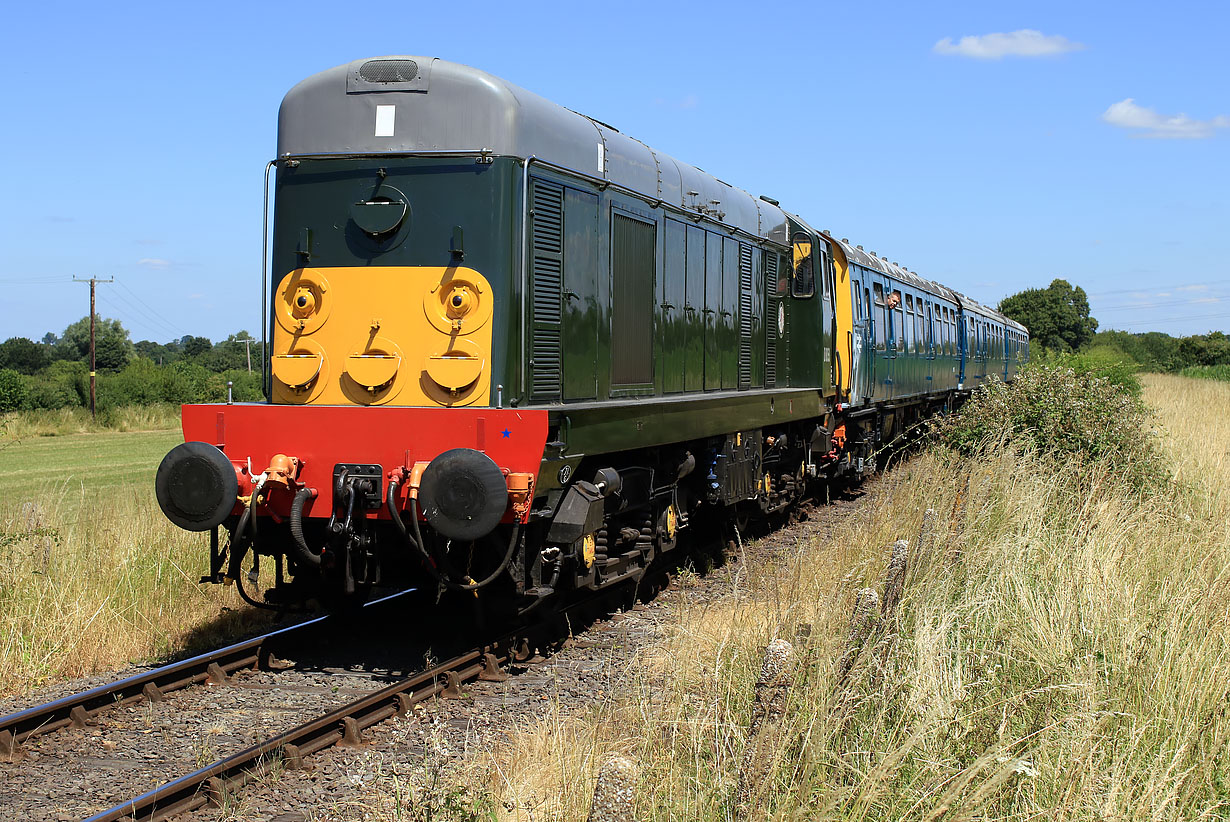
(279, 56, 785, 241)
(280, 56, 1026, 336)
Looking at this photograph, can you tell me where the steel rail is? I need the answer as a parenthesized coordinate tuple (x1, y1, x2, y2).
(82, 644, 507, 822)
(0, 588, 415, 756)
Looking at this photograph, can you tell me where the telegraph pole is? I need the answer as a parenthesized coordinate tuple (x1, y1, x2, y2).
(238, 337, 255, 372)
(73, 276, 114, 420)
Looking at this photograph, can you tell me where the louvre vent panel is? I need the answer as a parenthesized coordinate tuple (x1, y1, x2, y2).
(529, 180, 564, 400)
(738, 244, 754, 389)
(531, 187, 563, 254)
(765, 252, 778, 388)
(532, 257, 562, 322)
(531, 329, 562, 395)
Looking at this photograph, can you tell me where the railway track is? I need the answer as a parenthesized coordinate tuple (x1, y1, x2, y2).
(1, 576, 643, 821)
(81, 640, 517, 821)
(2, 485, 870, 821)
(0, 614, 327, 759)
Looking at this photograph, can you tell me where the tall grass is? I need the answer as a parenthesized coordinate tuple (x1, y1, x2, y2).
(0, 403, 180, 439)
(469, 374, 1230, 819)
(1179, 364, 1230, 383)
(0, 479, 271, 697)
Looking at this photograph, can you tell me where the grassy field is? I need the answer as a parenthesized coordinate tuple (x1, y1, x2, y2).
(430, 372, 1230, 820)
(0, 421, 271, 696)
(0, 430, 182, 502)
(0, 403, 180, 440)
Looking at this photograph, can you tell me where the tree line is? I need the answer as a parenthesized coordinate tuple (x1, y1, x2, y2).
(0, 317, 263, 413)
(996, 278, 1230, 374)
(2, 285, 1227, 414)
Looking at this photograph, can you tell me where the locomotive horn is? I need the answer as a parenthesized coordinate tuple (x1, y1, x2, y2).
(155, 442, 239, 532)
(418, 448, 508, 541)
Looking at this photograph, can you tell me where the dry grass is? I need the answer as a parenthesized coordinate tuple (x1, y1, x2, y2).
(0, 431, 271, 697)
(0, 403, 180, 440)
(452, 374, 1230, 820)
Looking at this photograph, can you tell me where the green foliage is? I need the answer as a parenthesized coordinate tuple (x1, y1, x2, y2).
(56, 315, 134, 371)
(1179, 364, 1230, 382)
(934, 359, 1159, 482)
(179, 335, 213, 357)
(1178, 330, 1230, 367)
(1038, 345, 1143, 397)
(0, 369, 26, 413)
(1088, 329, 1230, 373)
(998, 278, 1098, 352)
(0, 338, 50, 375)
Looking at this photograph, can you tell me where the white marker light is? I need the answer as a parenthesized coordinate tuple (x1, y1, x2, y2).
(375, 105, 396, 137)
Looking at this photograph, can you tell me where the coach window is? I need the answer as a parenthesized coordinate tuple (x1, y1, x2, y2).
(790, 232, 815, 298)
(892, 291, 904, 351)
(873, 283, 887, 350)
(903, 295, 914, 351)
(914, 303, 924, 354)
(853, 280, 862, 319)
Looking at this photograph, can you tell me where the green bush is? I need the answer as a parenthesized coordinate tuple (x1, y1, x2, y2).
(1034, 345, 1142, 398)
(934, 360, 1160, 483)
(0, 369, 26, 412)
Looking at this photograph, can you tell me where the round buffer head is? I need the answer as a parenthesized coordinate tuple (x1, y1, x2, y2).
(155, 441, 240, 532)
(419, 448, 508, 542)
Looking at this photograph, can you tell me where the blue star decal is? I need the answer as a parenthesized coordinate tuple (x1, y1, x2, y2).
(501, 428, 511, 438)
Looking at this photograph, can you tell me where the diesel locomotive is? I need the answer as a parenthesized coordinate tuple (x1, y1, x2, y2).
(155, 56, 1028, 608)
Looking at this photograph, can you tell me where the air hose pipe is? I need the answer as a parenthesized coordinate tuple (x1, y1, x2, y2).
(289, 487, 322, 567)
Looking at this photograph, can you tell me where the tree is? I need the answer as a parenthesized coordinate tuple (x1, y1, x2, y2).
(998, 279, 1098, 352)
(180, 335, 213, 357)
(57, 316, 134, 371)
(0, 337, 50, 375)
(1178, 331, 1230, 367)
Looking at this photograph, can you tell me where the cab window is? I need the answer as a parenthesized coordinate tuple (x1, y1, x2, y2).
(790, 232, 815, 298)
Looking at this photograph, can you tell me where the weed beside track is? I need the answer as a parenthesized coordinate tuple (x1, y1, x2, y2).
(450, 373, 1230, 820)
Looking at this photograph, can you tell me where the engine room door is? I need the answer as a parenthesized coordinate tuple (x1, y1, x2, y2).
(683, 224, 706, 392)
(703, 231, 722, 391)
(562, 189, 599, 400)
(662, 219, 686, 394)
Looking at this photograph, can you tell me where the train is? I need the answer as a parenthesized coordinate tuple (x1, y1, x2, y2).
(154, 56, 1028, 609)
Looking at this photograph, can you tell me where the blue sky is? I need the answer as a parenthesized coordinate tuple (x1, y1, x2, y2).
(1, 0, 1226, 343)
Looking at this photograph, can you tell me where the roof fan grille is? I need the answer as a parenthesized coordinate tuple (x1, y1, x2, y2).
(359, 60, 419, 84)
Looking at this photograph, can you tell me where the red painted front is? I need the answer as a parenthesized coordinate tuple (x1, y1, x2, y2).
(181, 403, 549, 518)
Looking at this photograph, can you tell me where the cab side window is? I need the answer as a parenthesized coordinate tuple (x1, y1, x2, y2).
(790, 233, 815, 298)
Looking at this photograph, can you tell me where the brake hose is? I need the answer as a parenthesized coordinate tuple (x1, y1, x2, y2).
(289, 487, 323, 567)
(385, 478, 520, 591)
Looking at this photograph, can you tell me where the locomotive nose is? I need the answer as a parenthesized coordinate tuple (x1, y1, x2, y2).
(418, 448, 508, 541)
(155, 442, 239, 531)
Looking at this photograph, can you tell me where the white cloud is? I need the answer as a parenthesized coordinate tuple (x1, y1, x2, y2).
(1176, 284, 1210, 292)
(137, 258, 172, 269)
(1102, 98, 1230, 139)
(933, 29, 1084, 59)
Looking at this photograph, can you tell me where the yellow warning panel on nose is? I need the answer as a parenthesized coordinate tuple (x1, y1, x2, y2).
(271, 266, 493, 407)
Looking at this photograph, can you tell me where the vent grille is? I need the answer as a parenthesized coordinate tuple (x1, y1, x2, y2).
(359, 59, 419, 83)
(529, 180, 564, 400)
(738, 244, 753, 390)
(765, 252, 778, 388)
